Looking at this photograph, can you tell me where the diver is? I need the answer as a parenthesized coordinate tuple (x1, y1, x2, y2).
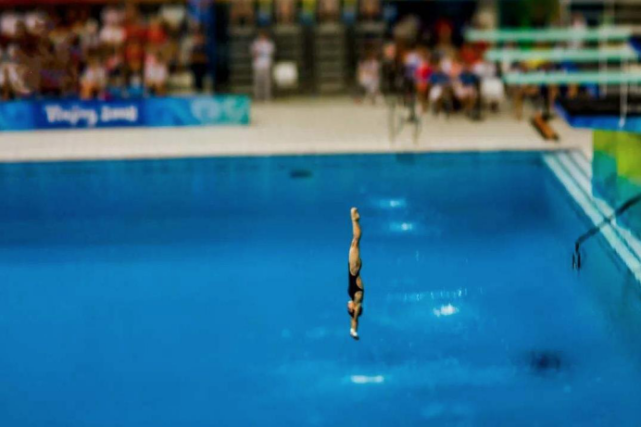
(347, 207, 364, 340)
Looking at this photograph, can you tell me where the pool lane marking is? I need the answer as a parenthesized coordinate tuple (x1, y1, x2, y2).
(555, 152, 641, 266)
(544, 153, 641, 282)
(551, 152, 641, 268)
(566, 150, 592, 180)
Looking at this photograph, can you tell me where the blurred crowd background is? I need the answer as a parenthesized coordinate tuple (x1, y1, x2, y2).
(0, 0, 634, 120)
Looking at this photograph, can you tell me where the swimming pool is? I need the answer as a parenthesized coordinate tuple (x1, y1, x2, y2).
(1, 152, 640, 426)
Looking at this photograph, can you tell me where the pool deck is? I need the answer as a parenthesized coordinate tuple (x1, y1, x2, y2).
(0, 98, 592, 163)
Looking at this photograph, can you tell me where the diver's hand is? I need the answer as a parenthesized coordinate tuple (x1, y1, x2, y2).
(350, 328, 360, 341)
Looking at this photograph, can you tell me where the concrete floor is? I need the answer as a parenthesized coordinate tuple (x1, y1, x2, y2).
(0, 98, 592, 162)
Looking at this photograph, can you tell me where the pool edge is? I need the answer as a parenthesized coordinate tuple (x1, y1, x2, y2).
(544, 150, 641, 284)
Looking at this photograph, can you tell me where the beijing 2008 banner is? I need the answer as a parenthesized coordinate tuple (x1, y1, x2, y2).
(0, 96, 251, 131)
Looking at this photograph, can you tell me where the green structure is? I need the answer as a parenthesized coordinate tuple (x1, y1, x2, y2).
(485, 47, 637, 63)
(465, 27, 632, 43)
(503, 71, 641, 85)
(593, 131, 641, 236)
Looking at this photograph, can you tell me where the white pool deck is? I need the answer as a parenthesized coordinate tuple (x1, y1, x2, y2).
(0, 98, 592, 162)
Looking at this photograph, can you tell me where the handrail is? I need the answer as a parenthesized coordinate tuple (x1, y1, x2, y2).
(573, 193, 641, 270)
(485, 46, 638, 63)
(503, 71, 641, 86)
(466, 27, 632, 43)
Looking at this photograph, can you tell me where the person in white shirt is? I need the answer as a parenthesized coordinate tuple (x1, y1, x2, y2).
(0, 11, 20, 39)
(80, 57, 107, 99)
(357, 53, 380, 104)
(100, 22, 125, 48)
(251, 31, 275, 101)
(144, 51, 168, 96)
(2, 44, 31, 98)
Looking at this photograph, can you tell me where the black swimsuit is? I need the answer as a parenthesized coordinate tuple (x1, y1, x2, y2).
(348, 263, 364, 301)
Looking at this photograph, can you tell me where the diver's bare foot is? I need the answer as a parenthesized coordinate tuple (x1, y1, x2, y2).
(351, 207, 360, 221)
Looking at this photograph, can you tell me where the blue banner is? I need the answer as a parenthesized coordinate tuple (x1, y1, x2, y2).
(0, 95, 250, 132)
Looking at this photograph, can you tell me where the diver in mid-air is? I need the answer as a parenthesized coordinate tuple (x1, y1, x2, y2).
(347, 208, 364, 340)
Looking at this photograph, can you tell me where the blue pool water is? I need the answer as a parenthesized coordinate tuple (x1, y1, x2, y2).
(1, 152, 641, 426)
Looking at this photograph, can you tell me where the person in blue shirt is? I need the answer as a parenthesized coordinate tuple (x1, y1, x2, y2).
(105, 70, 125, 100)
(455, 64, 479, 117)
(428, 62, 451, 116)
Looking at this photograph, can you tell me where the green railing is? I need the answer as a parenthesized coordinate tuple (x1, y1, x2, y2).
(485, 46, 638, 63)
(466, 27, 632, 43)
(504, 71, 641, 85)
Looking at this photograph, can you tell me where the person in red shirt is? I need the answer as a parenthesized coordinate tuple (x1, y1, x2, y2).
(124, 39, 144, 77)
(147, 17, 167, 48)
(414, 47, 432, 112)
(124, 4, 146, 42)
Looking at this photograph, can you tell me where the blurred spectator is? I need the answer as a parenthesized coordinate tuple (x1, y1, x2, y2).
(429, 61, 451, 116)
(415, 48, 432, 112)
(357, 52, 380, 104)
(1, 44, 31, 98)
(381, 41, 399, 96)
(474, 60, 503, 112)
(360, 0, 381, 21)
(124, 5, 147, 42)
(251, 30, 275, 101)
(455, 64, 479, 117)
(144, 51, 168, 96)
(276, 0, 296, 25)
(125, 39, 145, 77)
(127, 73, 145, 98)
(81, 19, 101, 54)
(189, 26, 209, 92)
(100, 18, 125, 49)
(231, 0, 255, 27)
(105, 70, 125, 100)
(80, 56, 107, 99)
(319, 0, 340, 22)
(569, 13, 587, 50)
(1, 9, 20, 40)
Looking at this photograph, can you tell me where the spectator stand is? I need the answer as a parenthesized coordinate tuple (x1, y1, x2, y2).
(0, 0, 250, 131)
(314, 10, 348, 94)
(227, 2, 256, 95)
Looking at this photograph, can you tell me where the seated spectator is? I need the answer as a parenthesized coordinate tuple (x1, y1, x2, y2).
(188, 26, 209, 92)
(124, 39, 144, 76)
(144, 51, 168, 96)
(1, 9, 21, 41)
(2, 44, 32, 98)
(101, 6, 123, 28)
(105, 47, 124, 75)
(473, 60, 503, 112)
(230, 0, 255, 26)
(81, 19, 101, 54)
(428, 62, 451, 116)
(415, 48, 432, 112)
(123, 5, 146, 42)
(127, 72, 144, 98)
(100, 20, 126, 49)
(105, 70, 125, 100)
(147, 17, 167, 48)
(80, 56, 107, 99)
(455, 64, 479, 117)
(357, 52, 380, 104)
(0, 47, 7, 100)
